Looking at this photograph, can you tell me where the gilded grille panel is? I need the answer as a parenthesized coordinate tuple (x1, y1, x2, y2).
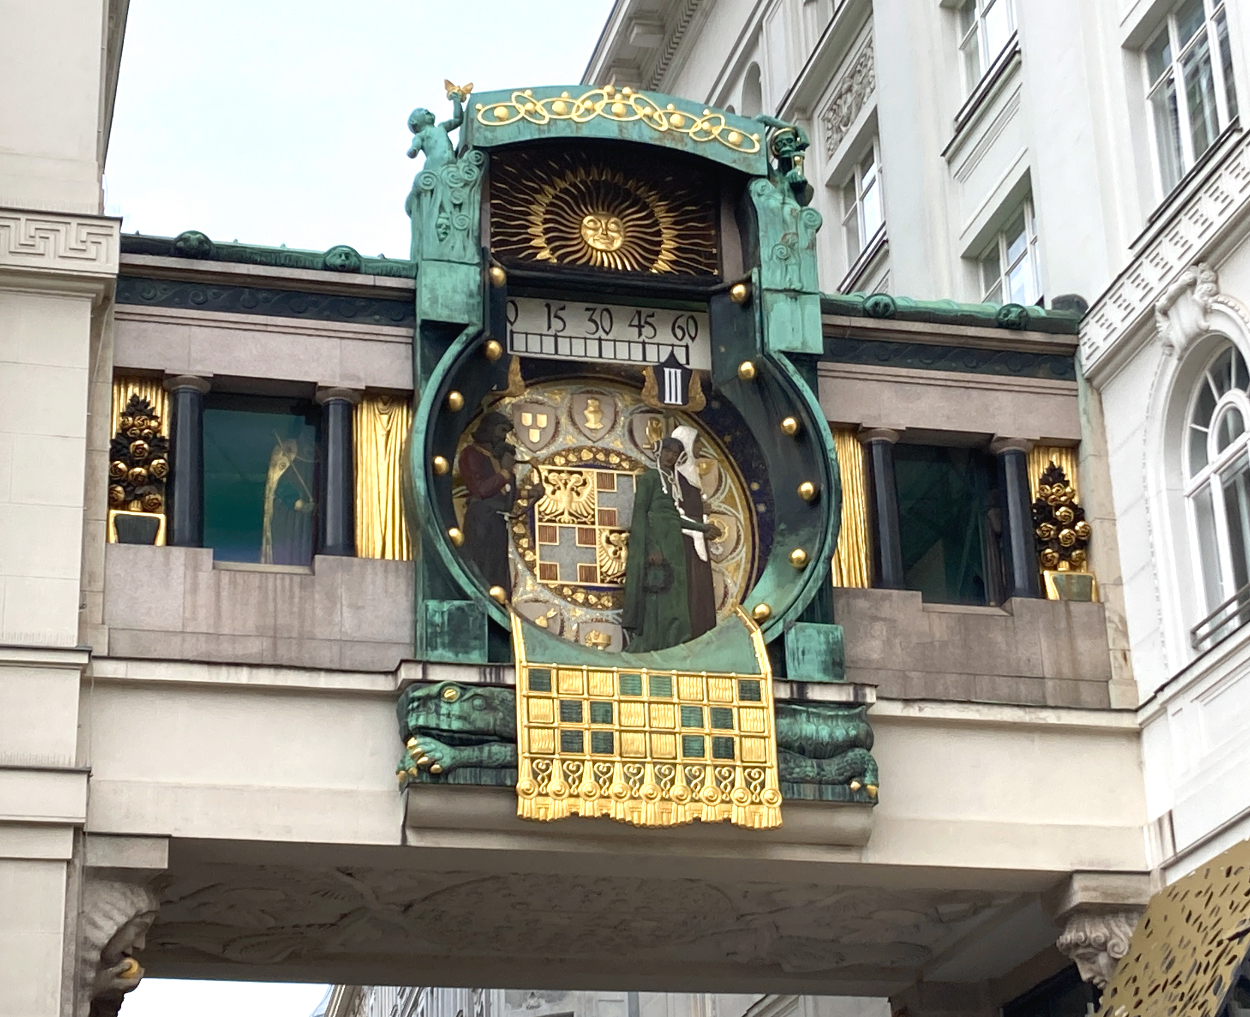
(512, 608, 782, 828)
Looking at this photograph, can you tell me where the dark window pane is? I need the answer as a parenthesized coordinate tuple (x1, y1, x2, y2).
(1176, 0, 1205, 47)
(1182, 27, 1219, 160)
(1236, 347, 1249, 391)
(893, 444, 1003, 605)
(680, 705, 704, 728)
(1003, 965, 1096, 1017)
(681, 734, 705, 758)
(1146, 26, 1173, 83)
(559, 700, 583, 723)
(1217, 407, 1246, 453)
(1223, 457, 1250, 591)
(648, 675, 673, 697)
(589, 701, 613, 724)
(710, 707, 735, 729)
(711, 736, 735, 760)
(203, 398, 318, 565)
(590, 731, 614, 754)
(529, 668, 552, 692)
(619, 673, 642, 696)
(1195, 373, 1219, 425)
(1191, 424, 1211, 474)
(738, 679, 762, 701)
(560, 730, 584, 753)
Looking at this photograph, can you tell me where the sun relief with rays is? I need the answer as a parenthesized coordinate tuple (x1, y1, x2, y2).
(489, 145, 721, 277)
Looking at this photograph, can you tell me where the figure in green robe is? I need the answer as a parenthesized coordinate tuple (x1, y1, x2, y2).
(622, 438, 721, 653)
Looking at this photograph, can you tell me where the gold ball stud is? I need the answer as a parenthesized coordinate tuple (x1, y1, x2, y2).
(484, 339, 503, 361)
(446, 390, 464, 412)
(441, 686, 460, 701)
(866, 785, 878, 799)
(447, 527, 464, 547)
(780, 416, 800, 437)
(729, 282, 750, 304)
(488, 265, 506, 287)
(488, 585, 508, 604)
(789, 548, 809, 569)
(798, 481, 818, 502)
(849, 779, 862, 792)
(751, 603, 772, 622)
(432, 455, 450, 476)
(738, 360, 757, 381)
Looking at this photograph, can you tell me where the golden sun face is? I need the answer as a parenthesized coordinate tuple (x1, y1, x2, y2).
(580, 213, 625, 252)
(490, 147, 719, 276)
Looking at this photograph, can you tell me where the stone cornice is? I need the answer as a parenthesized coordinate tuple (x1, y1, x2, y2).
(1081, 129, 1250, 379)
(0, 208, 120, 283)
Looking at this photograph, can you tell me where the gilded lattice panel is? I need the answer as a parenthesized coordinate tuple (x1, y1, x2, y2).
(1099, 836, 1250, 1017)
(512, 609, 781, 829)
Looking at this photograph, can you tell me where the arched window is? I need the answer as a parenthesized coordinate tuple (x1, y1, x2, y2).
(742, 63, 762, 119)
(1186, 343, 1250, 648)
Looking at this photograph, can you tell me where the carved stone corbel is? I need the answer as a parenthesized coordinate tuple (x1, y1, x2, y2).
(1055, 908, 1141, 990)
(1155, 262, 1219, 358)
(77, 877, 161, 1017)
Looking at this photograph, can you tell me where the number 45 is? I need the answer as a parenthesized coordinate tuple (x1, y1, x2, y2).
(629, 309, 656, 339)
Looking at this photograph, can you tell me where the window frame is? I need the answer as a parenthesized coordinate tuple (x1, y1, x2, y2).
(840, 137, 885, 268)
(1142, 0, 1239, 198)
(958, 0, 1018, 94)
(1184, 344, 1250, 625)
(978, 196, 1042, 306)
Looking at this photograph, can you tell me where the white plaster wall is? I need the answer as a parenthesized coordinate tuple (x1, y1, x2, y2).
(0, 0, 110, 214)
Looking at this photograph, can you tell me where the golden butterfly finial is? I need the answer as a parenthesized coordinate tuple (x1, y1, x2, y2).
(444, 80, 473, 102)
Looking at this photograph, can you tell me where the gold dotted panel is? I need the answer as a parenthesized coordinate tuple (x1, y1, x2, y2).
(511, 608, 781, 829)
(1100, 837, 1250, 1017)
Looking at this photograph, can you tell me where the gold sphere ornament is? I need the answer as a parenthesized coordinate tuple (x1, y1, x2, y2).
(483, 339, 504, 361)
(789, 548, 809, 569)
(488, 265, 507, 287)
(488, 585, 508, 604)
(446, 390, 465, 412)
(116, 958, 142, 980)
(729, 281, 750, 304)
(798, 481, 819, 502)
(780, 416, 800, 437)
(737, 360, 757, 381)
(447, 527, 464, 547)
(751, 603, 772, 622)
(441, 686, 460, 702)
(865, 784, 879, 799)
(432, 455, 450, 476)
(849, 779, 862, 792)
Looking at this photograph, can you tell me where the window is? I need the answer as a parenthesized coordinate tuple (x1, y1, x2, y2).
(1186, 344, 1250, 648)
(203, 395, 320, 565)
(893, 444, 1005, 606)
(1144, 0, 1239, 195)
(959, 0, 1017, 92)
(841, 140, 885, 265)
(979, 198, 1041, 305)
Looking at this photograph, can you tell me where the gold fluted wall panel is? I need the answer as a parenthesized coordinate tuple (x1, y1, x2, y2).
(355, 395, 413, 561)
(111, 377, 168, 437)
(830, 428, 871, 588)
(1027, 445, 1079, 502)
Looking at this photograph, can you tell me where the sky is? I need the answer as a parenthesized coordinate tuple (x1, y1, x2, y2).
(105, 0, 616, 258)
(105, 5, 614, 1011)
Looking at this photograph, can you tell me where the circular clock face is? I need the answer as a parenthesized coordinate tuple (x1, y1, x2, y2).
(452, 378, 757, 653)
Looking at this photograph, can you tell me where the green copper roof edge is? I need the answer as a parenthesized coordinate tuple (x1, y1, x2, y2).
(119, 231, 417, 279)
(820, 291, 1082, 335)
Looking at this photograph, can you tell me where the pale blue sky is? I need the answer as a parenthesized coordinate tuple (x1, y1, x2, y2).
(105, 0, 615, 257)
(104, 1, 611, 1011)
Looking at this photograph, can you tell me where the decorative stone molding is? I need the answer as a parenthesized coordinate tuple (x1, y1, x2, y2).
(821, 36, 875, 159)
(1055, 909, 1142, 990)
(0, 209, 120, 277)
(77, 877, 160, 1017)
(1081, 131, 1250, 373)
(645, 0, 704, 89)
(1155, 262, 1219, 357)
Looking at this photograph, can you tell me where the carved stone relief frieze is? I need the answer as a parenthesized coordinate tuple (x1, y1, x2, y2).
(147, 864, 1017, 982)
(820, 36, 876, 160)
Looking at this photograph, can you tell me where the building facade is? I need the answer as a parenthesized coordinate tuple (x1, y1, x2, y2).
(4, 3, 1250, 1017)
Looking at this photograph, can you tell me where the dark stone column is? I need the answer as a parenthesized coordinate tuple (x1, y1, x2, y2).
(860, 428, 905, 590)
(993, 437, 1041, 599)
(316, 387, 361, 557)
(164, 375, 211, 547)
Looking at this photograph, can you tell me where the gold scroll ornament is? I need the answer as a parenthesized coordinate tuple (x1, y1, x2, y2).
(512, 608, 782, 829)
(475, 85, 762, 155)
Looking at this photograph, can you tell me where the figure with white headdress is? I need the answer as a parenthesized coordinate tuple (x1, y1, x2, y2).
(669, 424, 719, 640)
(622, 431, 722, 652)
